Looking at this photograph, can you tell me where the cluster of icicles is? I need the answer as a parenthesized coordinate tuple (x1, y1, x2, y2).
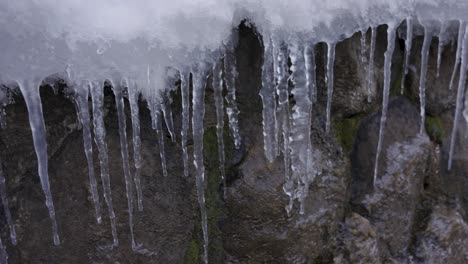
(262, 18, 468, 219)
(0, 40, 241, 263)
(1, 18, 468, 264)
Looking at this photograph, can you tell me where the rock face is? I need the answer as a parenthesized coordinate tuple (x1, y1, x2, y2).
(0, 22, 467, 264)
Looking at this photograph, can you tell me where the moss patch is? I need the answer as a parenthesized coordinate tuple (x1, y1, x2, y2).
(333, 115, 364, 153)
(425, 115, 444, 144)
(390, 60, 404, 98)
(183, 239, 200, 264)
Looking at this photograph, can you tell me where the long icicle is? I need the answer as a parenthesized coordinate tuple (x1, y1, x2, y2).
(325, 42, 336, 133)
(18, 78, 60, 245)
(192, 64, 210, 264)
(127, 80, 144, 211)
(273, 40, 282, 158)
(360, 28, 368, 64)
(368, 26, 377, 102)
(213, 59, 226, 195)
(437, 21, 448, 78)
(161, 97, 176, 143)
(90, 81, 118, 247)
(224, 41, 242, 149)
(464, 81, 468, 130)
(419, 26, 433, 134)
(260, 36, 278, 162)
(401, 17, 413, 95)
(288, 38, 313, 215)
(305, 43, 317, 103)
(154, 109, 168, 177)
(112, 80, 136, 249)
(74, 82, 102, 223)
(448, 24, 468, 170)
(0, 161, 16, 245)
(304, 42, 315, 215)
(180, 69, 190, 177)
(373, 24, 397, 188)
(275, 40, 291, 188)
(449, 20, 467, 91)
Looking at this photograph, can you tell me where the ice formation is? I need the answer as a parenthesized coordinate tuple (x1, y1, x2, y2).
(191, 62, 212, 264)
(449, 24, 468, 170)
(18, 79, 60, 246)
(112, 81, 138, 249)
(373, 24, 397, 188)
(213, 60, 227, 194)
(72, 81, 102, 223)
(180, 69, 191, 177)
(401, 18, 413, 95)
(418, 23, 434, 134)
(367, 26, 377, 103)
(325, 42, 336, 134)
(1, 0, 468, 263)
(449, 21, 466, 91)
(90, 81, 119, 247)
(127, 81, 144, 211)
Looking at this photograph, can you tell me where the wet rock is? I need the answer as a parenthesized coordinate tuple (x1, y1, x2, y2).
(339, 213, 380, 264)
(351, 96, 432, 260)
(413, 204, 468, 263)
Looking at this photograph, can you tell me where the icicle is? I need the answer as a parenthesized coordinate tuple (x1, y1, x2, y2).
(154, 109, 168, 177)
(418, 26, 433, 134)
(437, 21, 448, 78)
(360, 28, 368, 64)
(90, 81, 118, 247)
(0, 87, 9, 130)
(304, 43, 317, 104)
(373, 25, 397, 188)
(224, 41, 242, 149)
(464, 82, 468, 128)
(213, 59, 226, 195)
(273, 41, 282, 158)
(17, 78, 59, 245)
(180, 69, 190, 177)
(192, 64, 210, 264)
(127, 81, 144, 211)
(112, 80, 137, 249)
(325, 42, 336, 133)
(73, 82, 102, 223)
(260, 37, 278, 162)
(449, 20, 467, 91)
(146, 86, 168, 178)
(448, 25, 468, 170)
(161, 99, 176, 143)
(0, 236, 7, 264)
(401, 17, 413, 95)
(0, 162, 16, 245)
(367, 26, 377, 103)
(274, 40, 292, 192)
(288, 38, 313, 215)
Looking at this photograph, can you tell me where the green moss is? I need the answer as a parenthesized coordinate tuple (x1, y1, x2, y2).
(425, 115, 444, 144)
(390, 61, 404, 97)
(333, 115, 364, 153)
(204, 126, 219, 166)
(183, 239, 200, 264)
